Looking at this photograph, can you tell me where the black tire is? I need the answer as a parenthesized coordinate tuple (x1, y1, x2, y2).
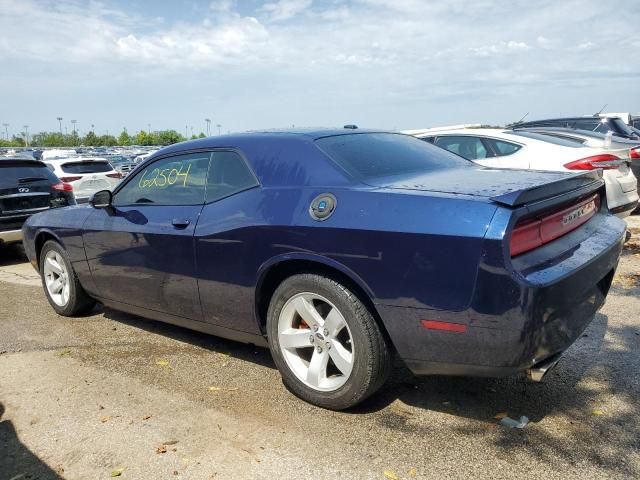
(267, 273, 391, 410)
(40, 240, 96, 316)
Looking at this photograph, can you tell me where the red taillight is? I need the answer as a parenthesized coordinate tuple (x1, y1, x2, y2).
(52, 182, 73, 192)
(563, 154, 621, 170)
(58, 176, 82, 182)
(630, 147, 640, 160)
(510, 193, 600, 257)
(421, 320, 467, 333)
(106, 172, 123, 179)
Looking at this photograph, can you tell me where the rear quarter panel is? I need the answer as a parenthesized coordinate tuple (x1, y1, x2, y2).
(23, 205, 94, 289)
(194, 185, 498, 334)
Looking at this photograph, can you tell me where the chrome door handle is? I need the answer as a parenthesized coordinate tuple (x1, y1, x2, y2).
(171, 218, 190, 229)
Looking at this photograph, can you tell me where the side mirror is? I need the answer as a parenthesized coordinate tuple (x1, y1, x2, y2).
(90, 190, 113, 209)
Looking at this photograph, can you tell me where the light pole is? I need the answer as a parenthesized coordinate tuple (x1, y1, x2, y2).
(185, 125, 188, 139)
(148, 123, 151, 133)
(23, 125, 29, 147)
(71, 119, 77, 135)
(205, 118, 211, 136)
(57, 117, 63, 135)
(190, 126, 194, 138)
(217, 124, 222, 135)
(2, 123, 8, 140)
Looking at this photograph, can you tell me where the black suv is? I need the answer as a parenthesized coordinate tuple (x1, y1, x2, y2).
(512, 116, 640, 140)
(0, 158, 75, 246)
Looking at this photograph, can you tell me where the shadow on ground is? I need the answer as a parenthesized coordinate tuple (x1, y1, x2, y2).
(102, 306, 277, 371)
(0, 244, 28, 267)
(0, 403, 63, 480)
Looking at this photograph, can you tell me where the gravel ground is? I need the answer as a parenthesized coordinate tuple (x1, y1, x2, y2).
(0, 216, 639, 480)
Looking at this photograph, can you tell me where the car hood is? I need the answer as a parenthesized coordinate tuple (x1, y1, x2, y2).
(370, 166, 603, 207)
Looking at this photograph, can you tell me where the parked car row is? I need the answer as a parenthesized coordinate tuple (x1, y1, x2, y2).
(404, 123, 639, 217)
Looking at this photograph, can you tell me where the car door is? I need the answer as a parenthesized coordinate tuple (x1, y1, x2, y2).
(194, 150, 262, 333)
(83, 151, 211, 320)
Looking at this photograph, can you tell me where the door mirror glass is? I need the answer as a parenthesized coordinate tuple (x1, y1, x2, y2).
(90, 190, 112, 209)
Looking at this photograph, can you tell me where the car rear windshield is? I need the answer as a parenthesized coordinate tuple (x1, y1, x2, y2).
(61, 161, 112, 174)
(508, 131, 585, 148)
(315, 133, 469, 181)
(0, 161, 58, 188)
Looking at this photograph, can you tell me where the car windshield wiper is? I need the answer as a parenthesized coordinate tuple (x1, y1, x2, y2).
(18, 176, 49, 183)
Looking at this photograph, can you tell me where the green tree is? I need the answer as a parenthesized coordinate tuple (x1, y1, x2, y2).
(118, 129, 131, 146)
(83, 131, 99, 146)
(155, 130, 185, 146)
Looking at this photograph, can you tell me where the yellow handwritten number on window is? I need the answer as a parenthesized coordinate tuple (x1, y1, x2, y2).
(138, 162, 192, 189)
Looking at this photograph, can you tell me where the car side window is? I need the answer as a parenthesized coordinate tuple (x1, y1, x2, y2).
(434, 136, 488, 160)
(113, 152, 211, 206)
(206, 151, 259, 203)
(485, 139, 522, 156)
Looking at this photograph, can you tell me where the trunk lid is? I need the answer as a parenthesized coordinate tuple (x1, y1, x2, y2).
(373, 166, 603, 207)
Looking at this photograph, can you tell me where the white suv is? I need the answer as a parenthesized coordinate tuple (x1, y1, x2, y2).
(44, 157, 123, 203)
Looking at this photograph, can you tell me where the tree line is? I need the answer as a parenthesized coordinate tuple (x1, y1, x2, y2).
(0, 129, 207, 148)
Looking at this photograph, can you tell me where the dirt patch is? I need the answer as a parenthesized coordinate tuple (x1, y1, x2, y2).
(624, 240, 640, 255)
(613, 273, 640, 289)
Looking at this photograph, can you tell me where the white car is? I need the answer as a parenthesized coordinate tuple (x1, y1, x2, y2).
(405, 127, 639, 217)
(44, 157, 123, 203)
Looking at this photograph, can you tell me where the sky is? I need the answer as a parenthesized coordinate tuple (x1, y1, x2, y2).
(1, 0, 639, 137)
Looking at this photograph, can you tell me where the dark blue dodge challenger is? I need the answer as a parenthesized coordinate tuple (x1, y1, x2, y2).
(23, 130, 625, 409)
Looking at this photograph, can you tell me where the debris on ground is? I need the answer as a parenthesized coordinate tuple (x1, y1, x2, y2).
(208, 386, 239, 392)
(111, 468, 124, 477)
(156, 360, 169, 367)
(493, 412, 508, 420)
(383, 470, 399, 480)
(499, 415, 529, 429)
(156, 445, 167, 454)
(592, 409, 605, 416)
(56, 349, 71, 357)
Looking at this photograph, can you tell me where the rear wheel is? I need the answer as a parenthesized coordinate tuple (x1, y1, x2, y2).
(267, 273, 391, 410)
(40, 240, 95, 316)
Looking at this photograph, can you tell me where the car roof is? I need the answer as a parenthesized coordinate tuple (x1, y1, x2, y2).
(406, 128, 507, 137)
(155, 128, 395, 156)
(0, 157, 47, 166)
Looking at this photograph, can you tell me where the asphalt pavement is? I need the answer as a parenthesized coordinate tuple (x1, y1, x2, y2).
(1, 217, 639, 480)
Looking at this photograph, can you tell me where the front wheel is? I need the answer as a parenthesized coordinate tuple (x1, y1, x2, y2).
(40, 240, 96, 316)
(267, 274, 391, 410)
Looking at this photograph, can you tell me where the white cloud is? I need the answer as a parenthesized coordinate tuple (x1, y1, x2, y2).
(0, 0, 638, 134)
(261, 0, 312, 21)
(210, 0, 235, 12)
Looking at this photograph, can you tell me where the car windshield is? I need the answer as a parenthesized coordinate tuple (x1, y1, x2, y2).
(61, 161, 113, 174)
(315, 133, 469, 182)
(606, 117, 637, 137)
(0, 161, 58, 187)
(508, 131, 585, 148)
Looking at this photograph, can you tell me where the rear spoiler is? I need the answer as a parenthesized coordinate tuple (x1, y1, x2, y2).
(490, 170, 603, 207)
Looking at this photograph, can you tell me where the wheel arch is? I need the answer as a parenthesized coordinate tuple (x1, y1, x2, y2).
(254, 254, 393, 347)
(34, 229, 65, 271)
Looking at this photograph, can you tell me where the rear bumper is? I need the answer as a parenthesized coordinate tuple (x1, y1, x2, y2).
(610, 199, 639, 217)
(0, 229, 23, 245)
(378, 213, 625, 377)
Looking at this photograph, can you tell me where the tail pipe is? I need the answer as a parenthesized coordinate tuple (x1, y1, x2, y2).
(526, 353, 562, 382)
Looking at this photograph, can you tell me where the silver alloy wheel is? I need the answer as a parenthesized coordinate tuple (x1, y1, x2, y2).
(43, 250, 70, 307)
(277, 292, 354, 392)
